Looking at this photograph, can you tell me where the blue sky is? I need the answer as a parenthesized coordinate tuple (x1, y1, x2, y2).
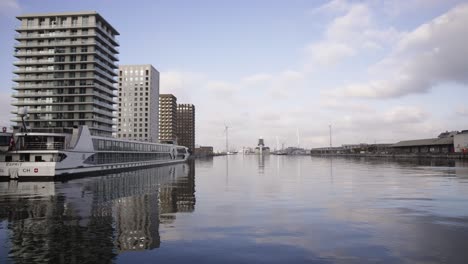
(1, 0, 467, 151)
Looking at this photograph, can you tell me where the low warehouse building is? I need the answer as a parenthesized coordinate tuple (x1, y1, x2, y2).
(392, 132, 455, 154)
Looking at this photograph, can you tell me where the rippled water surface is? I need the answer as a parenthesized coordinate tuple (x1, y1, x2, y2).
(1, 156, 468, 263)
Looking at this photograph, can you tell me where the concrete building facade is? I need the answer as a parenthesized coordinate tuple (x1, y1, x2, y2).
(454, 130, 468, 153)
(117, 65, 159, 142)
(158, 94, 177, 143)
(176, 104, 195, 151)
(12, 12, 119, 137)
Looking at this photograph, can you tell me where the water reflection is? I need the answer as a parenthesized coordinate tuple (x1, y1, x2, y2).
(0, 161, 195, 263)
(2, 156, 468, 263)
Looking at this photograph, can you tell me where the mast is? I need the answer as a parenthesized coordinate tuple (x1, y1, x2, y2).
(224, 124, 229, 153)
(296, 128, 300, 148)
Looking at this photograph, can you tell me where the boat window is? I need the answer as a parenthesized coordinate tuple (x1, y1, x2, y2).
(58, 153, 67, 162)
(20, 153, 30, 162)
(0, 134, 10, 146)
(83, 154, 95, 164)
(5, 156, 12, 162)
(35, 156, 43, 162)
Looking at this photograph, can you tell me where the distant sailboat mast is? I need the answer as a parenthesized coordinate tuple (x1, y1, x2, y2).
(224, 124, 229, 153)
(296, 128, 300, 148)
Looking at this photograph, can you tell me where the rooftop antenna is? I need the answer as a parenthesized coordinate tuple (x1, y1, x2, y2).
(329, 124, 332, 150)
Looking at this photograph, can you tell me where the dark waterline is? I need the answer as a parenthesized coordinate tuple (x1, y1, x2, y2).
(1, 156, 468, 263)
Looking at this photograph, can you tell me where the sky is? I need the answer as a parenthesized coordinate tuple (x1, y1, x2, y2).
(0, 0, 467, 151)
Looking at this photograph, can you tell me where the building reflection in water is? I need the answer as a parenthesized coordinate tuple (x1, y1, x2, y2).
(258, 154, 264, 173)
(0, 160, 195, 263)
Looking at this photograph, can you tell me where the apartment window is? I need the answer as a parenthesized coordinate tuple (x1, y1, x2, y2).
(71, 17, 78, 26)
(70, 55, 76, 62)
(81, 46, 88, 52)
(80, 64, 87, 69)
(69, 64, 76, 70)
(80, 55, 87, 61)
(82, 16, 89, 25)
(70, 47, 76, 53)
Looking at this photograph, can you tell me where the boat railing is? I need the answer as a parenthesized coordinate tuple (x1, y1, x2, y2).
(15, 127, 74, 134)
(22, 142, 64, 150)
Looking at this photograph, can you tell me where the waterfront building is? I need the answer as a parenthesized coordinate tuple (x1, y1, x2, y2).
(194, 146, 213, 157)
(176, 104, 195, 151)
(454, 130, 468, 153)
(255, 137, 270, 155)
(12, 12, 119, 137)
(392, 131, 456, 154)
(117, 64, 159, 142)
(159, 94, 177, 143)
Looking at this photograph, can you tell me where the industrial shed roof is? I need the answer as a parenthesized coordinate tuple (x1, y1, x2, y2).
(392, 137, 453, 147)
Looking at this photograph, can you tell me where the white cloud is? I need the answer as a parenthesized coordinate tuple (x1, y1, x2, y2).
(0, 0, 20, 15)
(159, 71, 205, 102)
(320, 98, 373, 112)
(456, 106, 468, 117)
(241, 73, 273, 84)
(306, 42, 355, 66)
(328, 3, 468, 99)
(305, 2, 403, 68)
(309, 0, 350, 16)
(383, 105, 429, 124)
(0, 93, 14, 128)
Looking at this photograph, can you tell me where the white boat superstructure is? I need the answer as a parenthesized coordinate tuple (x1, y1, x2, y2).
(0, 126, 190, 180)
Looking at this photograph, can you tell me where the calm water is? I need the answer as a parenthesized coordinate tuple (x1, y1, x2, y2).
(1, 156, 468, 263)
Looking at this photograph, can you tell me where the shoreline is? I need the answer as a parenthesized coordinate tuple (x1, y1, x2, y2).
(310, 153, 468, 160)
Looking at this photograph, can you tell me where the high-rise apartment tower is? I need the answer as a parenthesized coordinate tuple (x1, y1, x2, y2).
(117, 65, 159, 142)
(158, 94, 177, 143)
(176, 104, 195, 151)
(12, 12, 119, 137)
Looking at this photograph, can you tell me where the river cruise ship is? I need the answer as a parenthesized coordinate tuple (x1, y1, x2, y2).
(0, 126, 189, 180)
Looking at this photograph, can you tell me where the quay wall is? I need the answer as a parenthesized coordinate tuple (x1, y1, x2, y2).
(310, 153, 468, 160)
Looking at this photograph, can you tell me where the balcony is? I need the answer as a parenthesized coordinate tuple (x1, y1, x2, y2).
(94, 66, 118, 81)
(15, 40, 119, 53)
(12, 91, 54, 97)
(93, 107, 116, 117)
(93, 99, 116, 110)
(14, 50, 55, 57)
(13, 75, 94, 82)
(95, 75, 117, 88)
(15, 32, 97, 40)
(91, 125, 114, 132)
(17, 23, 94, 30)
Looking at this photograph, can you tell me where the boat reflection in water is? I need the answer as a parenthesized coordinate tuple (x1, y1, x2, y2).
(0, 161, 195, 263)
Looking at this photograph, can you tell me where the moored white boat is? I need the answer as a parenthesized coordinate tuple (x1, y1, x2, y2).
(0, 126, 190, 180)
